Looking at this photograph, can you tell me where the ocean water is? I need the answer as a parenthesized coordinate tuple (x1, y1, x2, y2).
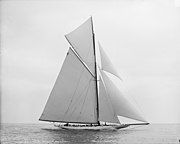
(1, 123, 180, 144)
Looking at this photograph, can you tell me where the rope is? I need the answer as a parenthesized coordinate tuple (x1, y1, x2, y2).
(77, 78, 92, 120)
(64, 67, 85, 115)
(68, 78, 92, 116)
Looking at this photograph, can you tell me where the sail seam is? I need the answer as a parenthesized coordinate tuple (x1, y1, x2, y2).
(68, 79, 91, 116)
(77, 78, 92, 121)
(64, 67, 85, 115)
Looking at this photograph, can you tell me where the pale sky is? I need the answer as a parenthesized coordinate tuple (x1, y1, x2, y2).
(1, 0, 180, 123)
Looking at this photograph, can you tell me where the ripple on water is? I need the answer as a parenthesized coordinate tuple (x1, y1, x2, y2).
(1, 123, 180, 144)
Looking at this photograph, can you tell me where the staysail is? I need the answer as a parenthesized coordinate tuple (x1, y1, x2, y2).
(39, 48, 97, 123)
(65, 17, 95, 75)
(98, 42, 122, 80)
(100, 70, 147, 122)
(98, 76, 120, 124)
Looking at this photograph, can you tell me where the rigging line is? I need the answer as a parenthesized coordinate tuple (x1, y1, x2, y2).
(64, 67, 85, 115)
(67, 78, 93, 116)
(65, 36, 95, 78)
(71, 79, 92, 114)
(71, 79, 92, 109)
(64, 46, 95, 115)
(77, 78, 92, 120)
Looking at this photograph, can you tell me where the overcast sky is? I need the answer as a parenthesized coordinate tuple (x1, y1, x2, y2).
(1, 0, 180, 123)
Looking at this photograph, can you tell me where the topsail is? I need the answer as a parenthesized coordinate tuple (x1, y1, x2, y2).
(65, 18, 95, 75)
(99, 42, 122, 80)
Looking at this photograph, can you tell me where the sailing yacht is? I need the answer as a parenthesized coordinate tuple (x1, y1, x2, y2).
(39, 17, 149, 130)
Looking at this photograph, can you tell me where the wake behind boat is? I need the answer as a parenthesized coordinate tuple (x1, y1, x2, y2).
(39, 17, 149, 130)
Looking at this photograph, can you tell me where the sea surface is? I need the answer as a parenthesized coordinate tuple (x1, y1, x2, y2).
(1, 123, 180, 144)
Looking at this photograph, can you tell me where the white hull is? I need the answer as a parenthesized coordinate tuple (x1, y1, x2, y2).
(57, 124, 130, 131)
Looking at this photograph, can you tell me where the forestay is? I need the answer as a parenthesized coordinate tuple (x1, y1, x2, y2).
(39, 48, 97, 123)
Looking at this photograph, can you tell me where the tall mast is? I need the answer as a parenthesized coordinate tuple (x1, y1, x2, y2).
(91, 17, 100, 125)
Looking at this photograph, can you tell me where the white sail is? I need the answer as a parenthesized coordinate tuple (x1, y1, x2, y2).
(99, 76, 120, 124)
(40, 48, 98, 123)
(100, 70, 147, 122)
(99, 42, 122, 80)
(39, 17, 149, 127)
(65, 17, 95, 75)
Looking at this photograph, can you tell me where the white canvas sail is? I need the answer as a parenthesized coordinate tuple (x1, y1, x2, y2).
(40, 48, 98, 123)
(99, 76, 120, 124)
(39, 17, 149, 128)
(99, 42, 122, 80)
(100, 70, 147, 122)
(65, 17, 95, 75)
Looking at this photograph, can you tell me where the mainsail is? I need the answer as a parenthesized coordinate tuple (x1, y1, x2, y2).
(40, 17, 148, 126)
(39, 48, 97, 123)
